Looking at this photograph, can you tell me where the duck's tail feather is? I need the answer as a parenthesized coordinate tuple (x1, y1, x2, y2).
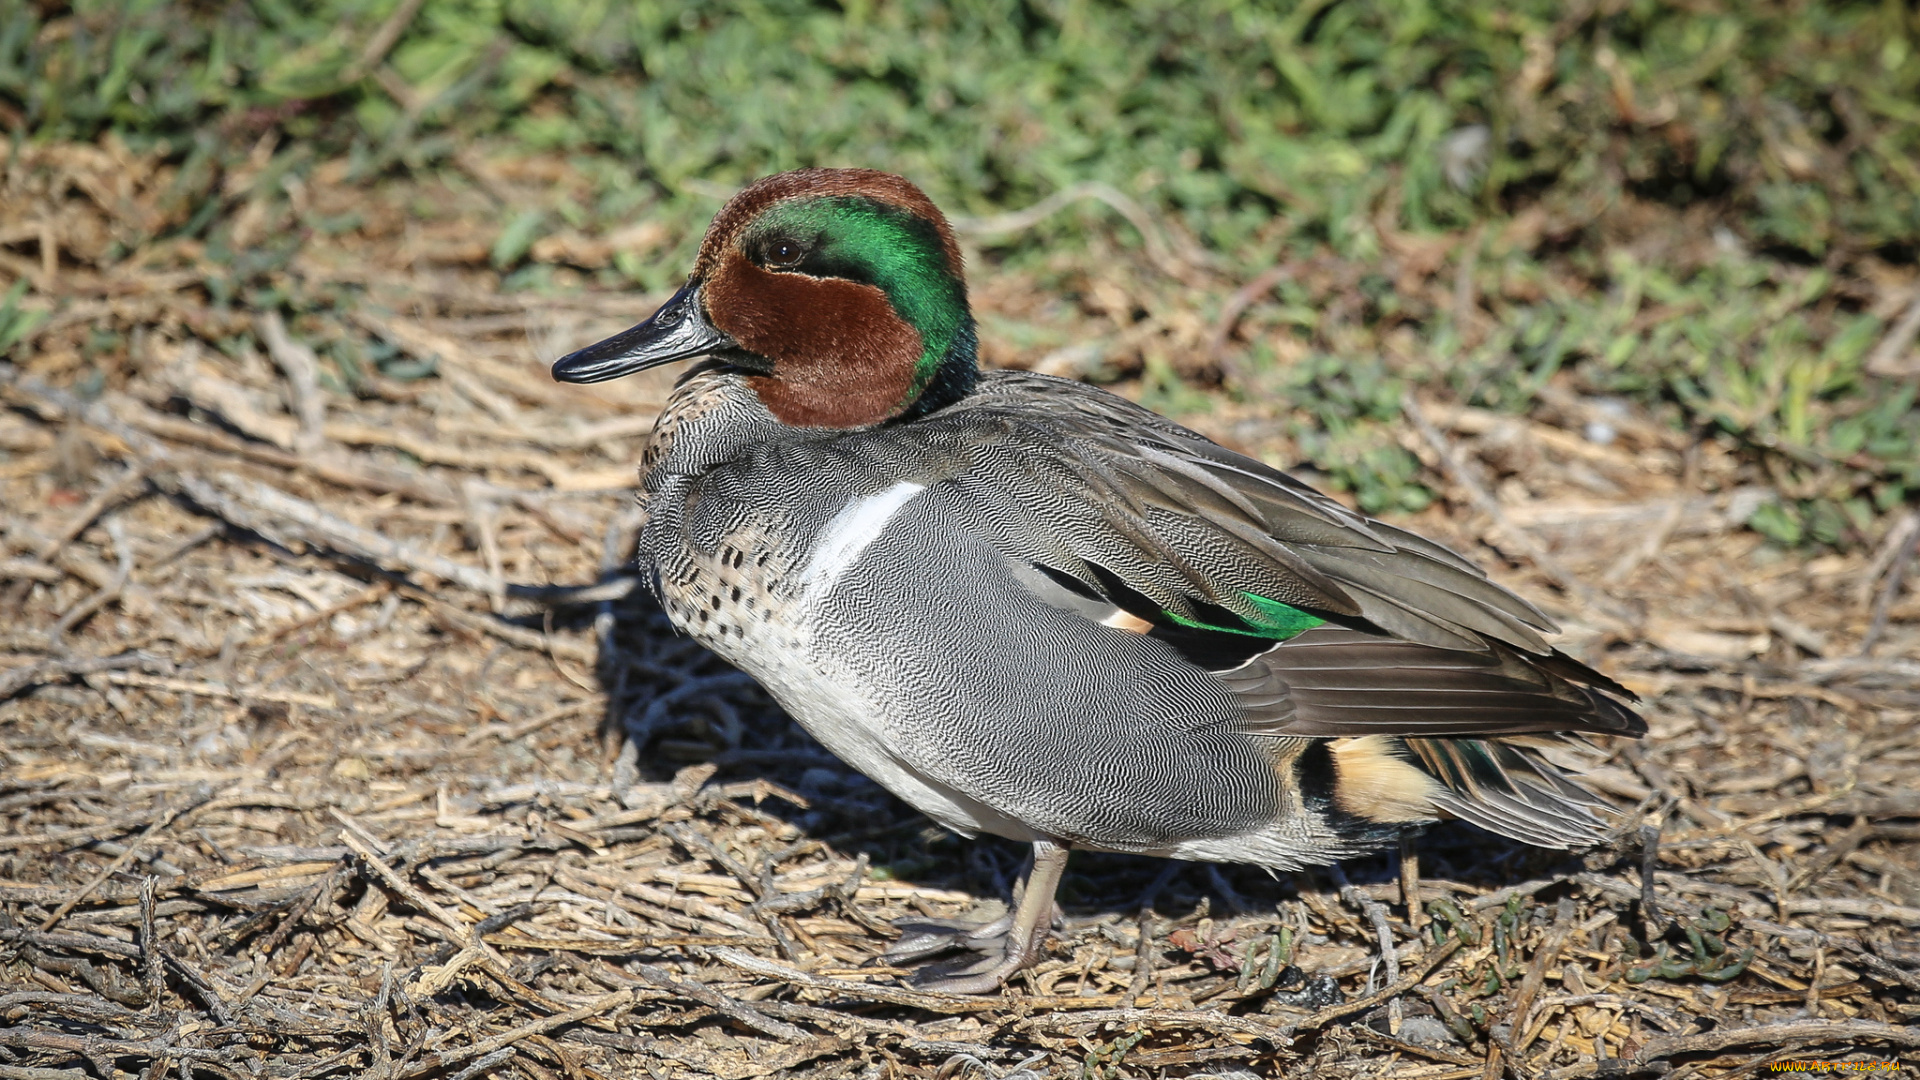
(1403, 735, 1613, 848)
(1320, 733, 1614, 849)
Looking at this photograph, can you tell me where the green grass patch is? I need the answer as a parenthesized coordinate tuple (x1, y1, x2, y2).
(3, 0, 1917, 544)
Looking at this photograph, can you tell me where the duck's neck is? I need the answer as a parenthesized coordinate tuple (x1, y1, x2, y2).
(644, 363, 793, 483)
(899, 317, 978, 419)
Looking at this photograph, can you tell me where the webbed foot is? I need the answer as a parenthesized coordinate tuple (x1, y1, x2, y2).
(883, 911, 1016, 964)
(878, 839, 1071, 995)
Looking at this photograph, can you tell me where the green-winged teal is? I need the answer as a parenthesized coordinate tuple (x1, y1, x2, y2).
(553, 168, 1642, 994)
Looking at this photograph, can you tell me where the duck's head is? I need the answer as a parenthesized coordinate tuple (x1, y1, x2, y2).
(552, 168, 977, 428)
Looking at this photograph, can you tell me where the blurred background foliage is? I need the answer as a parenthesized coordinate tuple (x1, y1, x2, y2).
(2, 0, 1917, 541)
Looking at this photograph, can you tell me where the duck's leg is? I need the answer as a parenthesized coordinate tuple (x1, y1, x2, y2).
(906, 838, 1071, 994)
(883, 840, 1064, 965)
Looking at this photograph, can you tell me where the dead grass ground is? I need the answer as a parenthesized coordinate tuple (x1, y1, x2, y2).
(2, 142, 1918, 1080)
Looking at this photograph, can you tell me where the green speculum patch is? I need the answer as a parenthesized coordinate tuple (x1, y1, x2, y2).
(1162, 591, 1327, 640)
(750, 197, 974, 401)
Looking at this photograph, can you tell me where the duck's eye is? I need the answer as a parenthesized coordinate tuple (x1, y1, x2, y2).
(764, 238, 806, 269)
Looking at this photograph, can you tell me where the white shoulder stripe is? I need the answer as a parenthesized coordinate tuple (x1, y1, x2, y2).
(799, 481, 928, 596)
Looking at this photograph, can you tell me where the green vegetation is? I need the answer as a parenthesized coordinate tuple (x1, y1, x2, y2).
(3, 0, 1918, 541)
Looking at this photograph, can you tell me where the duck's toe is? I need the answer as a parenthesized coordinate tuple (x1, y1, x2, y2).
(902, 919, 1055, 994)
(907, 952, 1020, 995)
(881, 840, 1073, 995)
(881, 912, 1014, 964)
(883, 905, 1064, 994)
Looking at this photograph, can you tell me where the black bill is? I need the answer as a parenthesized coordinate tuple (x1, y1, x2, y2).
(551, 284, 739, 383)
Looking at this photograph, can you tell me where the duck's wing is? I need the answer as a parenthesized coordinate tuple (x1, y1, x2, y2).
(956, 371, 1642, 744)
(961, 372, 1558, 654)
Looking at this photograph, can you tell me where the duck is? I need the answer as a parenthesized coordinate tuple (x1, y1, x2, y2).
(551, 168, 1643, 994)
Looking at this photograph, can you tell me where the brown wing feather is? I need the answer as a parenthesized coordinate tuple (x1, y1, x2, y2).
(1222, 626, 1642, 740)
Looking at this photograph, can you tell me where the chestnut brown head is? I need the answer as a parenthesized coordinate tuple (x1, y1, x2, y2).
(552, 168, 977, 428)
